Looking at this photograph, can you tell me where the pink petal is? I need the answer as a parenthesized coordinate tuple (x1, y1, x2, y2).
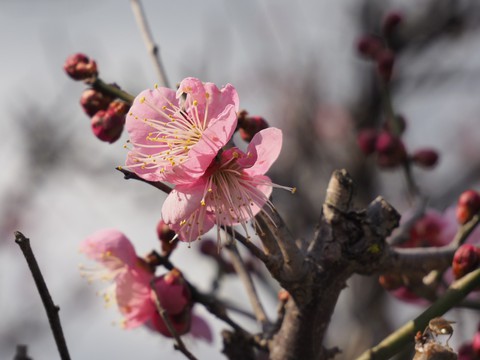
(79, 229, 137, 270)
(190, 313, 213, 343)
(116, 269, 155, 328)
(244, 128, 283, 176)
(161, 182, 207, 225)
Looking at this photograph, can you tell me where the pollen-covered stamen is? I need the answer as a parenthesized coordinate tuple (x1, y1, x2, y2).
(127, 92, 209, 171)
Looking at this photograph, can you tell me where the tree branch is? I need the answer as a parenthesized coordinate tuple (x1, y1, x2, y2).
(14, 231, 71, 360)
(130, 0, 170, 88)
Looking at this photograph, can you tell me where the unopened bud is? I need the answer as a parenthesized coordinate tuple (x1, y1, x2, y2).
(473, 331, 480, 357)
(199, 239, 218, 257)
(376, 49, 395, 82)
(412, 149, 439, 168)
(278, 289, 289, 302)
(357, 129, 378, 155)
(238, 111, 269, 142)
(458, 343, 475, 360)
(375, 131, 407, 168)
(80, 89, 113, 117)
(90, 108, 125, 143)
(456, 190, 480, 224)
(356, 35, 384, 59)
(156, 220, 177, 255)
(64, 53, 98, 81)
(453, 244, 480, 279)
(379, 274, 404, 290)
(154, 269, 191, 315)
(382, 12, 403, 35)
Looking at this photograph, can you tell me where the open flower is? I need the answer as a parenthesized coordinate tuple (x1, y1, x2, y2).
(125, 77, 239, 184)
(162, 127, 295, 243)
(79, 229, 212, 342)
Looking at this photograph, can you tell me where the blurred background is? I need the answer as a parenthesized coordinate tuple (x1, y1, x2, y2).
(2, 0, 480, 359)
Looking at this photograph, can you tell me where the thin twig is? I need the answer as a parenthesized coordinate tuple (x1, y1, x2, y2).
(116, 167, 172, 194)
(149, 280, 198, 360)
(224, 237, 270, 330)
(356, 268, 480, 360)
(14, 231, 71, 360)
(130, 0, 170, 88)
(227, 227, 270, 264)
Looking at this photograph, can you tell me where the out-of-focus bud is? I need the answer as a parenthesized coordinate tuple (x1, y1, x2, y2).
(375, 131, 407, 168)
(90, 106, 125, 143)
(473, 330, 480, 357)
(376, 49, 395, 82)
(357, 128, 378, 155)
(64, 53, 98, 81)
(237, 110, 269, 142)
(453, 244, 480, 279)
(199, 239, 218, 258)
(278, 289, 290, 302)
(378, 273, 404, 291)
(155, 269, 191, 316)
(412, 149, 440, 169)
(356, 35, 384, 59)
(80, 89, 113, 117)
(456, 190, 480, 225)
(382, 12, 403, 35)
(156, 220, 177, 255)
(458, 343, 475, 360)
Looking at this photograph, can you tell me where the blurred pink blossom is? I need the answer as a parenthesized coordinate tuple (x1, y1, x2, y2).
(125, 77, 239, 185)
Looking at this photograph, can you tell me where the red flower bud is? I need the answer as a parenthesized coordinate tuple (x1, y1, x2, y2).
(457, 190, 480, 224)
(473, 331, 480, 357)
(156, 220, 177, 255)
(412, 149, 439, 168)
(357, 129, 378, 155)
(64, 53, 98, 81)
(155, 269, 191, 315)
(238, 112, 269, 142)
(376, 49, 395, 82)
(378, 274, 404, 291)
(199, 239, 218, 258)
(80, 89, 113, 117)
(453, 244, 480, 279)
(375, 131, 407, 168)
(458, 343, 475, 360)
(356, 35, 384, 59)
(90, 107, 125, 143)
(382, 12, 403, 35)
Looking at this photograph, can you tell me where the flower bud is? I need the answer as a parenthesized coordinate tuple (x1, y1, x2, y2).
(378, 273, 404, 290)
(356, 35, 384, 59)
(375, 131, 407, 168)
(376, 49, 395, 82)
(357, 129, 378, 155)
(456, 190, 480, 224)
(473, 331, 480, 357)
(458, 343, 474, 360)
(156, 220, 177, 255)
(382, 12, 403, 35)
(80, 89, 113, 117)
(63, 53, 98, 81)
(151, 309, 191, 337)
(453, 244, 480, 279)
(154, 269, 191, 315)
(237, 111, 269, 142)
(412, 149, 439, 168)
(90, 107, 125, 143)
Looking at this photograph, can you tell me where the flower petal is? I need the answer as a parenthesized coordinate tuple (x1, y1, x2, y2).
(244, 127, 283, 176)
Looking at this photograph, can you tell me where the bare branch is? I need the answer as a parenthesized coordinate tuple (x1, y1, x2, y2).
(224, 237, 270, 330)
(130, 0, 170, 88)
(14, 231, 71, 360)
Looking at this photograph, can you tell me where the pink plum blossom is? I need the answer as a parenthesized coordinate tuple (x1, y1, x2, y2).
(162, 127, 295, 243)
(125, 77, 239, 184)
(79, 230, 212, 341)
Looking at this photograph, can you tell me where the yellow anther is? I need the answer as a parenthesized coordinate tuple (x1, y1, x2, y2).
(193, 100, 198, 106)
(205, 93, 210, 99)
(291, 187, 297, 194)
(201, 200, 206, 206)
(139, 96, 146, 104)
(232, 152, 239, 159)
(162, 105, 167, 110)
(154, 83, 158, 89)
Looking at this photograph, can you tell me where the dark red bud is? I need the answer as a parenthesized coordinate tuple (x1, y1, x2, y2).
(278, 289, 290, 302)
(64, 53, 98, 81)
(156, 220, 177, 255)
(458, 343, 475, 360)
(375, 131, 407, 168)
(108, 100, 129, 116)
(90, 108, 125, 143)
(80, 89, 113, 117)
(356, 36, 384, 59)
(382, 12, 403, 35)
(238, 114, 269, 142)
(376, 49, 395, 82)
(199, 239, 219, 257)
(457, 190, 480, 224)
(357, 129, 378, 155)
(453, 244, 480, 279)
(412, 149, 439, 168)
